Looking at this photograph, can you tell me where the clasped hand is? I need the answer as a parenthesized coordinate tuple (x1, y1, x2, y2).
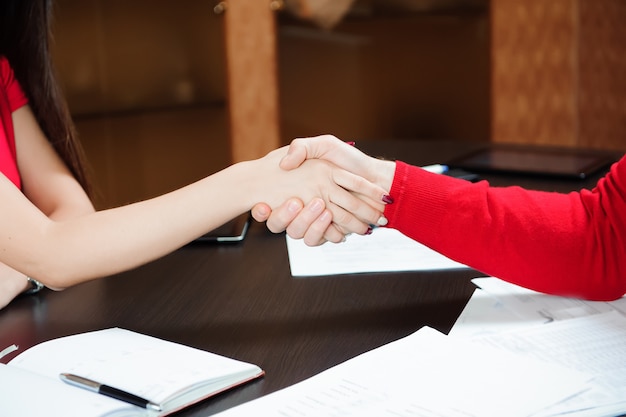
(252, 136, 396, 246)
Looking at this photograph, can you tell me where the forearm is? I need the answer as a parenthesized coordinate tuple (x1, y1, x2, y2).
(4, 153, 377, 288)
(385, 161, 626, 300)
(2, 162, 255, 288)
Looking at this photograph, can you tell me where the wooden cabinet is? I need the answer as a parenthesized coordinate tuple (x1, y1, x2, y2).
(491, 0, 626, 151)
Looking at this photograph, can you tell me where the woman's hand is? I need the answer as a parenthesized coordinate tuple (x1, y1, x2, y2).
(252, 197, 345, 245)
(247, 145, 390, 240)
(279, 135, 395, 191)
(251, 136, 397, 245)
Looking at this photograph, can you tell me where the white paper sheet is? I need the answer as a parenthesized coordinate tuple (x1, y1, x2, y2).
(215, 327, 591, 417)
(449, 288, 535, 338)
(472, 277, 626, 322)
(450, 278, 626, 416)
(286, 228, 468, 277)
(472, 312, 626, 416)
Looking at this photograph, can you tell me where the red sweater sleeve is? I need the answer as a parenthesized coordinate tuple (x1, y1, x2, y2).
(384, 158, 626, 301)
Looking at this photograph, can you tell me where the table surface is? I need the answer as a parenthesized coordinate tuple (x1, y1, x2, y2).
(0, 139, 619, 416)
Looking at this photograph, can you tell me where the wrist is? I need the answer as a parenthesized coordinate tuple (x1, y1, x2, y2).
(372, 159, 396, 192)
(231, 158, 269, 210)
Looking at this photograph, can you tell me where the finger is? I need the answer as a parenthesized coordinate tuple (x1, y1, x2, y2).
(301, 219, 345, 247)
(297, 208, 332, 246)
(325, 200, 372, 235)
(322, 223, 347, 244)
(285, 198, 326, 239)
(327, 179, 387, 229)
(333, 168, 391, 211)
(279, 135, 345, 171)
(265, 198, 304, 233)
(279, 138, 310, 170)
(251, 203, 271, 223)
(286, 206, 348, 246)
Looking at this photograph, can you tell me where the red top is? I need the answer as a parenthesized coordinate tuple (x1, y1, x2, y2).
(0, 56, 28, 189)
(384, 158, 626, 301)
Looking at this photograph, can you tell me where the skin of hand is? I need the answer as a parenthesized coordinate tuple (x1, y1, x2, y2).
(252, 197, 343, 246)
(0, 140, 387, 290)
(247, 147, 387, 230)
(280, 135, 396, 191)
(251, 135, 396, 245)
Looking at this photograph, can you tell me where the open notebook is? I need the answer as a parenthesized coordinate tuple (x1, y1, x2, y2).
(1, 328, 264, 417)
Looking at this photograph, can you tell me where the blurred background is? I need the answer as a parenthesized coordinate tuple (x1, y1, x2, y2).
(50, 0, 626, 209)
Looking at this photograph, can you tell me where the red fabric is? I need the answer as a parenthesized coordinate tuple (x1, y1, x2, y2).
(0, 56, 28, 189)
(384, 158, 626, 301)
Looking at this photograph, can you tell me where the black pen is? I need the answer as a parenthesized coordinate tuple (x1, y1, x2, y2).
(59, 373, 162, 412)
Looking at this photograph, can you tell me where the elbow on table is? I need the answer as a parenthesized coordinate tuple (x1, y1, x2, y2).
(28, 262, 86, 291)
(31, 272, 71, 291)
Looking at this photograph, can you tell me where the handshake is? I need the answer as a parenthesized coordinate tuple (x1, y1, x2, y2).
(249, 135, 397, 246)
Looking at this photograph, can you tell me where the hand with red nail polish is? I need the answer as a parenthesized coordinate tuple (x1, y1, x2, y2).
(247, 146, 387, 239)
(252, 135, 396, 246)
(279, 135, 396, 192)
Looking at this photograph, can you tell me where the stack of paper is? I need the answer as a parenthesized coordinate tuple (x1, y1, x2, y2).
(451, 277, 626, 417)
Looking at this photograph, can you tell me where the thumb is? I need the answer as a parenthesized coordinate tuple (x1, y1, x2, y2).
(251, 203, 272, 222)
(279, 135, 343, 171)
(279, 139, 309, 171)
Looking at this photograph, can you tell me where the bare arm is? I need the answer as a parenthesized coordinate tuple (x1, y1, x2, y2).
(0, 106, 96, 307)
(0, 130, 388, 290)
(15, 105, 95, 220)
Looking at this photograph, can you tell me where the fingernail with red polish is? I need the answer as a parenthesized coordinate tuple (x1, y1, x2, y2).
(382, 194, 394, 204)
(346, 141, 356, 147)
(365, 227, 373, 235)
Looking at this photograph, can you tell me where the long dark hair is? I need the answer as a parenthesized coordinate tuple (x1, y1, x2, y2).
(0, 0, 92, 196)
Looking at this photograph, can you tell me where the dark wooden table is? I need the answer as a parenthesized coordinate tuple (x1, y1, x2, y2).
(0, 140, 619, 416)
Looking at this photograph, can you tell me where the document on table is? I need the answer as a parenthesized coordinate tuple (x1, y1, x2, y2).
(473, 312, 626, 417)
(450, 277, 626, 338)
(474, 277, 626, 320)
(286, 227, 468, 277)
(450, 277, 626, 416)
(214, 326, 591, 417)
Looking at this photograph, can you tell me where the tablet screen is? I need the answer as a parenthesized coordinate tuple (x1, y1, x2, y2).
(448, 148, 613, 179)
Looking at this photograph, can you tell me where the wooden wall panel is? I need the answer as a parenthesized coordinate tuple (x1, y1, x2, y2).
(491, 0, 626, 151)
(578, 1, 626, 150)
(491, 0, 578, 147)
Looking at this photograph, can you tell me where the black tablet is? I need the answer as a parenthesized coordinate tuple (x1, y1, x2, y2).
(448, 147, 614, 179)
(195, 212, 250, 243)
